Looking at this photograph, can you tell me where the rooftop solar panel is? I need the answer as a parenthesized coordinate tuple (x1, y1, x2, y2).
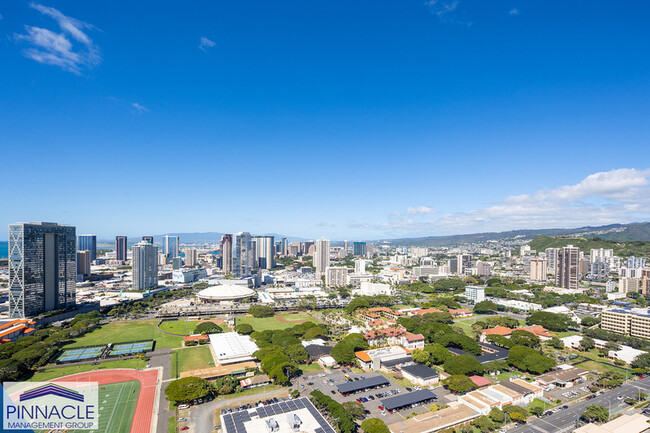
(336, 375, 390, 394)
(380, 389, 436, 411)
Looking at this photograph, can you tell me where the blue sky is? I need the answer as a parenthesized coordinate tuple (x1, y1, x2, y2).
(1, 1, 650, 241)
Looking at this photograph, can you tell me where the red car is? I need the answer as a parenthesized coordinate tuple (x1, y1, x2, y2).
(378, 406, 383, 410)
(180, 427, 189, 431)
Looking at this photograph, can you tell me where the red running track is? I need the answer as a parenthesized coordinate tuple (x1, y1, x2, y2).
(52, 369, 159, 433)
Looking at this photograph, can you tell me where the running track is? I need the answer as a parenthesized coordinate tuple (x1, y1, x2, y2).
(52, 369, 159, 433)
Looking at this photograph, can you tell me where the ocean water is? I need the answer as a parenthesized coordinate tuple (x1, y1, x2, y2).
(0, 241, 7, 259)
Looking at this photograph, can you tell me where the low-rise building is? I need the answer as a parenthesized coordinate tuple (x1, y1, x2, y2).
(601, 308, 650, 340)
(573, 413, 650, 433)
(172, 268, 208, 283)
(355, 345, 412, 371)
(536, 366, 589, 388)
(399, 364, 440, 386)
(209, 332, 259, 365)
(364, 327, 425, 350)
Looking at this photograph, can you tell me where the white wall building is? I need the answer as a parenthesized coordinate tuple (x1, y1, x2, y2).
(465, 286, 485, 303)
(209, 332, 259, 365)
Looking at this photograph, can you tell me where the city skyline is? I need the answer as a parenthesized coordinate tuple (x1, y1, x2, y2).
(2, 1, 650, 240)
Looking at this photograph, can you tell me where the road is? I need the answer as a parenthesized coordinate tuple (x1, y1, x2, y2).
(189, 388, 290, 432)
(511, 377, 650, 433)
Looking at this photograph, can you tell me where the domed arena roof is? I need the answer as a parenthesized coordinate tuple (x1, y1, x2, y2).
(197, 284, 255, 301)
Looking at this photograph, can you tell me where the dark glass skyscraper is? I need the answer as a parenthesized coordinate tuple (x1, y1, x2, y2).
(78, 234, 97, 261)
(353, 241, 367, 256)
(116, 236, 128, 261)
(142, 236, 154, 244)
(8, 222, 76, 318)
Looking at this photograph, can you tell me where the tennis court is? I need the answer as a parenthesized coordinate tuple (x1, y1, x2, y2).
(58, 346, 105, 362)
(69, 380, 139, 433)
(109, 341, 154, 356)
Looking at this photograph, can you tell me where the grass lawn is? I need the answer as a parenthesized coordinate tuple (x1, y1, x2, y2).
(29, 358, 147, 382)
(529, 398, 554, 412)
(299, 363, 325, 374)
(576, 360, 628, 375)
(237, 312, 318, 331)
(375, 370, 415, 388)
(66, 320, 184, 349)
(171, 345, 214, 378)
(69, 380, 139, 433)
(453, 321, 476, 337)
(168, 416, 176, 433)
(555, 331, 580, 338)
(159, 319, 202, 335)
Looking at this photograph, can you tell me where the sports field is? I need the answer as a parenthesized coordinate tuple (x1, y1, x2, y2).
(29, 358, 147, 382)
(70, 380, 139, 433)
(65, 320, 184, 348)
(159, 319, 202, 335)
(171, 345, 214, 378)
(237, 312, 318, 331)
(58, 346, 105, 362)
(109, 341, 154, 356)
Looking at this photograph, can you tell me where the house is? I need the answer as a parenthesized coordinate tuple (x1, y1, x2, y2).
(573, 413, 650, 433)
(183, 334, 209, 345)
(239, 374, 270, 389)
(448, 309, 472, 318)
(560, 335, 607, 350)
(400, 364, 440, 386)
(364, 327, 425, 350)
(355, 346, 412, 371)
(479, 325, 552, 343)
(609, 346, 647, 364)
(536, 366, 589, 388)
(468, 375, 491, 388)
(409, 308, 443, 316)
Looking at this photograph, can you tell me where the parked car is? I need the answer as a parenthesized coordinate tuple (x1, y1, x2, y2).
(179, 404, 190, 410)
(180, 428, 189, 431)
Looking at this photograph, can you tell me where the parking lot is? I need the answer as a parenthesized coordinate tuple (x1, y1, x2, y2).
(292, 369, 443, 424)
(543, 377, 595, 404)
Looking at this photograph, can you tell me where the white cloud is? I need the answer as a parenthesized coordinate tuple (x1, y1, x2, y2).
(199, 36, 216, 51)
(131, 102, 149, 113)
(425, 0, 459, 17)
(406, 206, 437, 215)
(509, 8, 519, 15)
(15, 3, 100, 74)
(433, 168, 650, 232)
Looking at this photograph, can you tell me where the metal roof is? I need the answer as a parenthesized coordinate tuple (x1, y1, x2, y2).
(380, 389, 437, 411)
(400, 364, 439, 379)
(336, 375, 390, 394)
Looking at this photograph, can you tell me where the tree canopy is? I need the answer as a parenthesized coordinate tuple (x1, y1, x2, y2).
(525, 311, 570, 332)
(360, 418, 390, 433)
(443, 354, 482, 376)
(193, 321, 222, 334)
(165, 377, 212, 404)
(248, 305, 274, 318)
(507, 345, 556, 374)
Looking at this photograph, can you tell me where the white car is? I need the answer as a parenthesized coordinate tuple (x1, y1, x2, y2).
(617, 395, 624, 400)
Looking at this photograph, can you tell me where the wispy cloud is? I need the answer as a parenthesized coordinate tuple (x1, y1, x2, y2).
(425, 0, 459, 18)
(199, 36, 216, 51)
(316, 222, 337, 228)
(406, 206, 437, 216)
(509, 8, 520, 15)
(433, 168, 650, 233)
(15, 3, 100, 74)
(131, 102, 149, 113)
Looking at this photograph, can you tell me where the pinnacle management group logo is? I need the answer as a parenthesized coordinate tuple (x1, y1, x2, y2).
(3, 381, 99, 430)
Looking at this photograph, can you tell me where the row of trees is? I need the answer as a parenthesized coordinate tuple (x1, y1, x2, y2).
(310, 390, 357, 433)
(251, 321, 329, 382)
(165, 376, 240, 404)
(106, 288, 194, 316)
(330, 334, 369, 365)
(0, 310, 102, 382)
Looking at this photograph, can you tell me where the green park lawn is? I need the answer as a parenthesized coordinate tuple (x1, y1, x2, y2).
(159, 319, 202, 335)
(28, 358, 147, 382)
(171, 345, 214, 378)
(576, 360, 628, 376)
(65, 320, 184, 349)
(299, 363, 324, 374)
(452, 321, 476, 337)
(168, 416, 176, 433)
(237, 312, 318, 331)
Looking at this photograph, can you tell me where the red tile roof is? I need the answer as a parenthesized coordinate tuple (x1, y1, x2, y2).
(482, 326, 513, 336)
(183, 334, 208, 342)
(469, 375, 492, 387)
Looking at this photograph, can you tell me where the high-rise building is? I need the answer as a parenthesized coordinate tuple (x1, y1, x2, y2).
(556, 245, 579, 290)
(457, 254, 472, 275)
(78, 234, 97, 261)
(590, 248, 613, 263)
(233, 232, 253, 278)
(355, 259, 366, 274)
(326, 267, 348, 287)
(183, 248, 198, 267)
(254, 235, 275, 270)
(343, 240, 349, 256)
(142, 236, 154, 244)
(314, 238, 331, 276)
(280, 238, 288, 255)
(303, 241, 315, 256)
(76, 250, 91, 278)
(8, 222, 77, 318)
(132, 241, 158, 290)
(465, 286, 485, 303)
(529, 258, 547, 282)
(220, 234, 233, 274)
(476, 261, 493, 276)
(545, 248, 559, 274)
(353, 242, 367, 257)
(115, 236, 128, 261)
(627, 256, 647, 269)
(163, 235, 179, 259)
